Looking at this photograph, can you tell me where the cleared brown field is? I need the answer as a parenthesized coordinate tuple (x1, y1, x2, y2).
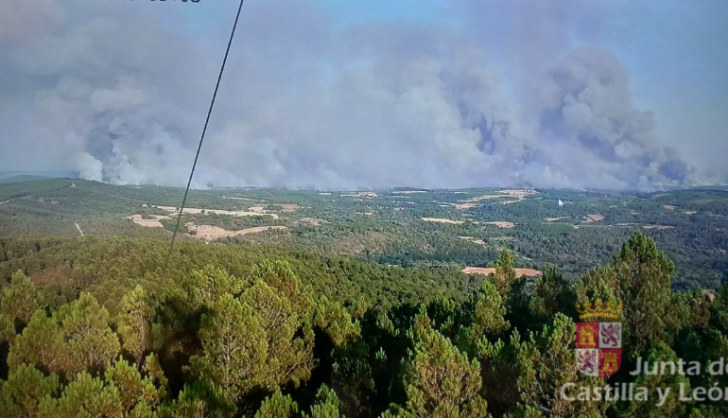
(300, 217, 327, 226)
(485, 221, 516, 228)
(125, 214, 171, 228)
(586, 214, 605, 223)
(643, 225, 675, 230)
(422, 217, 465, 225)
(186, 223, 287, 241)
(462, 267, 542, 277)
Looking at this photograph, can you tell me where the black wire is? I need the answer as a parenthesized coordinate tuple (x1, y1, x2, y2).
(164, 0, 246, 272)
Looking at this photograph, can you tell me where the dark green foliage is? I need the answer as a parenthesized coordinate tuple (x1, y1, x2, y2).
(0, 228, 727, 417)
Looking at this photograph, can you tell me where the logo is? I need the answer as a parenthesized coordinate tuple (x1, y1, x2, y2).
(575, 300, 622, 377)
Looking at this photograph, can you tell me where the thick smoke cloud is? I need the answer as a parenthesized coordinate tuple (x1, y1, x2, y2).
(0, 0, 721, 190)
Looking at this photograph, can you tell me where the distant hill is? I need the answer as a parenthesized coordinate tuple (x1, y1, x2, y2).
(0, 171, 78, 181)
(0, 175, 52, 184)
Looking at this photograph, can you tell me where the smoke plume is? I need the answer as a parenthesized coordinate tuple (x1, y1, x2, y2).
(0, 0, 723, 190)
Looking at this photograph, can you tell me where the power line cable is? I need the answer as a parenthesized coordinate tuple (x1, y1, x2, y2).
(164, 0, 246, 272)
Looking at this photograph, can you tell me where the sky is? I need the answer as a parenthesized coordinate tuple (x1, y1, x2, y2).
(0, 0, 726, 190)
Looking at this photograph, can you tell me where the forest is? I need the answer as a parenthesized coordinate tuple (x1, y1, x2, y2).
(1, 231, 728, 417)
(1, 178, 726, 290)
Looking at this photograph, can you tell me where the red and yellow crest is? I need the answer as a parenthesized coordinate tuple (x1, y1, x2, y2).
(575, 300, 622, 377)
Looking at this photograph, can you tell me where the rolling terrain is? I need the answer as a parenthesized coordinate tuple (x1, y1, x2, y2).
(1, 176, 726, 290)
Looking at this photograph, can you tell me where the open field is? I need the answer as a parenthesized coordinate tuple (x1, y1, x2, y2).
(462, 266, 542, 277)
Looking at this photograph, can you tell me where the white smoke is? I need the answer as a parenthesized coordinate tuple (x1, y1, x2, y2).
(0, 0, 723, 190)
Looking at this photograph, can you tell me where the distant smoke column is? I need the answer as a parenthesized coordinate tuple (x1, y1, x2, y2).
(559, 199, 564, 207)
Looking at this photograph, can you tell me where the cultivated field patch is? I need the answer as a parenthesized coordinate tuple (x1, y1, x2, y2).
(125, 214, 171, 228)
(185, 222, 287, 242)
(586, 214, 605, 223)
(156, 205, 279, 219)
(485, 221, 516, 228)
(422, 217, 465, 225)
(643, 225, 675, 230)
(462, 267, 542, 277)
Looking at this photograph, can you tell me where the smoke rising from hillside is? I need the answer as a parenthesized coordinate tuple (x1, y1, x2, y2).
(0, 0, 723, 190)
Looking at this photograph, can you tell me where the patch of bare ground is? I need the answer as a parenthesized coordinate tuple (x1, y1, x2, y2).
(463, 189, 536, 205)
(155, 205, 279, 219)
(459, 236, 486, 245)
(642, 225, 675, 230)
(485, 221, 516, 228)
(664, 205, 677, 211)
(499, 189, 538, 198)
(300, 217, 328, 227)
(462, 267, 542, 277)
(422, 217, 465, 225)
(125, 214, 171, 228)
(586, 214, 605, 223)
(464, 194, 505, 203)
(341, 191, 378, 198)
(278, 203, 301, 212)
(223, 196, 256, 201)
(454, 202, 478, 210)
(545, 217, 569, 222)
(186, 223, 287, 241)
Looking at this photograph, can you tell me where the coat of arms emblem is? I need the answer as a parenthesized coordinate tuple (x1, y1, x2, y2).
(575, 299, 622, 377)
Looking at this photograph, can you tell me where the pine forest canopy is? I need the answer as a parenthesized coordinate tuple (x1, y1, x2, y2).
(0, 178, 727, 417)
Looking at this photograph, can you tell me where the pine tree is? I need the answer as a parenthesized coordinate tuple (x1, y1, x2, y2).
(303, 385, 343, 418)
(470, 281, 510, 339)
(315, 295, 361, 347)
(117, 285, 155, 366)
(1, 270, 44, 326)
(239, 280, 314, 390)
(104, 357, 166, 415)
(512, 313, 611, 418)
(188, 293, 268, 402)
(8, 293, 120, 375)
(603, 231, 680, 355)
(0, 364, 59, 418)
(254, 393, 299, 418)
(399, 311, 489, 418)
(38, 372, 124, 418)
(493, 250, 517, 296)
(616, 343, 691, 418)
(55, 292, 121, 374)
(171, 265, 247, 315)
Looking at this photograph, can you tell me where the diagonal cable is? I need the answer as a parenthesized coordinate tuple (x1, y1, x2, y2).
(164, 0, 246, 271)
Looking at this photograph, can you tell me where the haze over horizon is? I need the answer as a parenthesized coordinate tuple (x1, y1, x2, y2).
(1, 0, 726, 191)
